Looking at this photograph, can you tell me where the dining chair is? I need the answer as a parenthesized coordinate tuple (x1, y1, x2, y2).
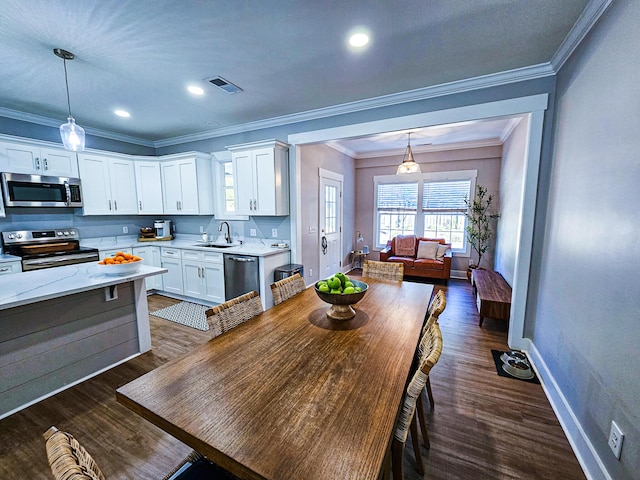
(204, 290, 263, 339)
(43, 426, 237, 480)
(391, 321, 443, 480)
(270, 273, 305, 305)
(362, 259, 404, 281)
(427, 289, 447, 319)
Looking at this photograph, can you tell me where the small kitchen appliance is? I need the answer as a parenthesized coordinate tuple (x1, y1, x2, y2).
(154, 220, 171, 238)
(1, 228, 99, 271)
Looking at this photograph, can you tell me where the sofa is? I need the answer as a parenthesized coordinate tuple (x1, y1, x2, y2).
(379, 236, 452, 282)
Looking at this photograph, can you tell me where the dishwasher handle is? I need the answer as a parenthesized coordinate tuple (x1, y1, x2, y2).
(227, 256, 257, 263)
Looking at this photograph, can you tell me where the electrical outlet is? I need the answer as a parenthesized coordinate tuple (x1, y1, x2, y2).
(608, 421, 624, 459)
(250, 229, 257, 237)
(199, 225, 204, 233)
(122, 226, 128, 234)
(309, 268, 313, 277)
(309, 225, 317, 234)
(272, 228, 278, 237)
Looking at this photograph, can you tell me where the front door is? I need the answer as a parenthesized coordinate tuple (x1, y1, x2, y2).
(319, 169, 343, 280)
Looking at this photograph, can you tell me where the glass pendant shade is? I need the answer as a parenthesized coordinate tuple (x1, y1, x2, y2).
(60, 116, 85, 151)
(396, 140, 421, 174)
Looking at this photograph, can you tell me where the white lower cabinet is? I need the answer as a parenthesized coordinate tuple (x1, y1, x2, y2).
(132, 245, 163, 291)
(181, 249, 225, 303)
(160, 247, 183, 295)
(0, 261, 22, 275)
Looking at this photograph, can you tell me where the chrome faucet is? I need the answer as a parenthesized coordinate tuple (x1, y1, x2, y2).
(218, 221, 231, 243)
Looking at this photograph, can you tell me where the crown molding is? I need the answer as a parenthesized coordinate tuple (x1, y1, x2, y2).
(0, 107, 155, 148)
(352, 138, 504, 159)
(155, 63, 555, 147)
(550, 0, 613, 71)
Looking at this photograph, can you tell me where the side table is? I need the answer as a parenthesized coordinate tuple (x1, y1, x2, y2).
(351, 250, 369, 269)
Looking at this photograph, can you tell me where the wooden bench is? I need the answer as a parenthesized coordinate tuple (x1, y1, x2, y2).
(471, 269, 512, 326)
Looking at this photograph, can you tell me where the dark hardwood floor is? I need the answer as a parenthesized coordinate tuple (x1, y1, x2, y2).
(0, 279, 585, 480)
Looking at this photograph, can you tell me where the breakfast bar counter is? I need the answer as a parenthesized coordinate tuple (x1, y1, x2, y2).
(0, 262, 166, 419)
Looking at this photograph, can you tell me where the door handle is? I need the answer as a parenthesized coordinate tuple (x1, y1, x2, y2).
(321, 236, 328, 254)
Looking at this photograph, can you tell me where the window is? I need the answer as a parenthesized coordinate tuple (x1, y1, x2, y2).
(376, 182, 418, 246)
(374, 171, 476, 253)
(223, 162, 235, 212)
(422, 180, 470, 249)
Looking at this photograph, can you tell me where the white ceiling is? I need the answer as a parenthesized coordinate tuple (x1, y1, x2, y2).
(0, 0, 591, 150)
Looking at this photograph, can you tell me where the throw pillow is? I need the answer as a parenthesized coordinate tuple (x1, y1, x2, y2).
(417, 241, 439, 260)
(395, 235, 416, 257)
(436, 244, 450, 259)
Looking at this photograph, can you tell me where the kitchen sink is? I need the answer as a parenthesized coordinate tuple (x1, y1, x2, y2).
(194, 243, 237, 249)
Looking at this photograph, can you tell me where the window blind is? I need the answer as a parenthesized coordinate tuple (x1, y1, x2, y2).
(422, 180, 471, 212)
(377, 182, 418, 211)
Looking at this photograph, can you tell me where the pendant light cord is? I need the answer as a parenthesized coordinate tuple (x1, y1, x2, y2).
(63, 58, 72, 118)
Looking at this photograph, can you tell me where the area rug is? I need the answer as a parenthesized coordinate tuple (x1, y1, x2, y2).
(150, 301, 209, 331)
(491, 349, 540, 384)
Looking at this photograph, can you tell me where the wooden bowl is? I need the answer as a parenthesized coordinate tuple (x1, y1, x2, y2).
(314, 280, 368, 320)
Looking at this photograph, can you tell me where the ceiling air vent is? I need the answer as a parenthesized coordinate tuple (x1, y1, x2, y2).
(207, 76, 243, 94)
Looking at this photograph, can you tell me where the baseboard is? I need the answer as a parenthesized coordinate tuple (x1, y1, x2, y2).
(527, 343, 612, 480)
(451, 269, 468, 279)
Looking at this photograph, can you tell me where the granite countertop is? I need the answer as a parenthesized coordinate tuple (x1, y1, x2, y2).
(0, 263, 166, 310)
(81, 235, 290, 257)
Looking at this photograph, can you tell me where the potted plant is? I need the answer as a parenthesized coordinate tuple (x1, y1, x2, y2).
(465, 184, 500, 277)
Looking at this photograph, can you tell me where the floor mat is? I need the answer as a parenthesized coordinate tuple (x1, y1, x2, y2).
(150, 301, 210, 331)
(491, 349, 540, 384)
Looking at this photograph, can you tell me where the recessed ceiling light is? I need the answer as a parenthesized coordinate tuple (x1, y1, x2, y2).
(188, 85, 204, 95)
(349, 32, 369, 48)
(114, 109, 130, 118)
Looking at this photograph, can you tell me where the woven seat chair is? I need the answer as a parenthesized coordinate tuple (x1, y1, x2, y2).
(362, 259, 404, 281)
(204, 290, 263, 339)
(270, 273, 305, 305)
(391, 322, 443, 480)
(43, 426, 237, 480)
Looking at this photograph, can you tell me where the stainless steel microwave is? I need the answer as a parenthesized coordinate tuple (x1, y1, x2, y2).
(1, 172, 83, 207)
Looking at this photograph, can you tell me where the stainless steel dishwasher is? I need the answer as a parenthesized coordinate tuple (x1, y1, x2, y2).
(223, 254, 260, 300)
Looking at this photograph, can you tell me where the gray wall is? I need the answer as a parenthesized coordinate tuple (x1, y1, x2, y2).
(494, 116, 529, 285)
(530, 0, 639, 478)
(299, 144, 355, 283)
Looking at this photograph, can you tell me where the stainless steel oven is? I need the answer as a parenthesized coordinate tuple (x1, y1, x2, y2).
(1, 172, 83, 208)
(1, 228, 99, 271)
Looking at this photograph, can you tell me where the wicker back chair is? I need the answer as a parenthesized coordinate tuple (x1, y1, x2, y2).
(428, 289, 447, 319)
(205, 290, 263, 339)
(270, 273, 305, 305)
(362, 260, 404, 281)
(43, 426, 237, 480)
(43, 426, 106, 480)
(391, 322, 443, 480)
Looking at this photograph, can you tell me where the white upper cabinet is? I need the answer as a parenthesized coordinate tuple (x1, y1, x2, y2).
(0, 139, 79, 177)
(134, 160, 164, 214)
(228, 140, 289, 216)
(160, 152, 214, 215)
(78, 153, 138, 215)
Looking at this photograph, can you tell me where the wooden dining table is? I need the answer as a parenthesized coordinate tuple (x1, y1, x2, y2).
(116, 277, 433, 480)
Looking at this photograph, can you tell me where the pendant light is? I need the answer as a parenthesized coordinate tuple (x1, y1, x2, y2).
(54, 48, 85, 151)
(396, 132, 421, 174)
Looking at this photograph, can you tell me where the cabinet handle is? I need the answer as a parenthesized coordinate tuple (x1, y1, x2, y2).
(199, 267, 203, 278)
(108, 200, 112, 211)
(0, 267, 9, 272)
(35, 157, 41, 170)
(139, 200, 142, 210)
(43, 158, 48, 170)
(114, 200, 118, 211)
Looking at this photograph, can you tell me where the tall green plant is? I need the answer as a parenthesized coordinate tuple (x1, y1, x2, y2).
(465, 185, 500, 269)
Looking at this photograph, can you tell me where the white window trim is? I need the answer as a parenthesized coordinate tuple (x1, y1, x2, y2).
(373, 169, 477, 255)
(212, 150, 250, 221)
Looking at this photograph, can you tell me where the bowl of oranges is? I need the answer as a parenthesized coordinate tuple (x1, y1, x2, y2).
(97, 251, 143, 275)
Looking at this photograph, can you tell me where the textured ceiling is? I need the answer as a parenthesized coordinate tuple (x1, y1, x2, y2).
(0, 0, 590, 148)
